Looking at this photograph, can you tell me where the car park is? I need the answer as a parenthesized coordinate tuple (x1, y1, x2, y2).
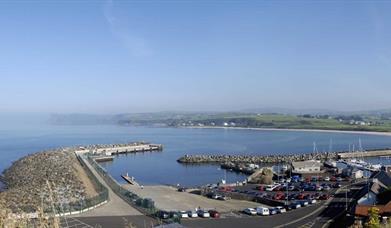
(243, 208, 257, 216)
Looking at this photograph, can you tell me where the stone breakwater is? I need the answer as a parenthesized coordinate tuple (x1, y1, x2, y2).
(177, 148, 391, 164)
(0, 148, 97, 213)
(177, 152, 338, 164)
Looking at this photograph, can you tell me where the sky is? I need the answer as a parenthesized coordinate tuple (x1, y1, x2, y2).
(0, 0, 391, 114)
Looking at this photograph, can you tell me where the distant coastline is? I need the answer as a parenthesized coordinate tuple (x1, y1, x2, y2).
(184, 126, 391, 137)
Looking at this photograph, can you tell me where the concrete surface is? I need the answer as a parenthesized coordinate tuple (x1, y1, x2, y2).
(123, 184, 263, 212)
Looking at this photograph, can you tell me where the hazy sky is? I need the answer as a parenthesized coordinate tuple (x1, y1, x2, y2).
(0, 1, 390, 113)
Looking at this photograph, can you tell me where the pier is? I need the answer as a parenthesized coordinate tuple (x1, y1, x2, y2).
(338, 149, 391, 159)
(94, 155, 114, 162)
(178, 148, 391, 165)
(121, 173, 139, 186)
(76, 142, 163, 156)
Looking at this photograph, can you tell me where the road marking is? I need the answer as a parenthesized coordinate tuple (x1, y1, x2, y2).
(60, 217, 93, 228)
(274, 200, 332, 228)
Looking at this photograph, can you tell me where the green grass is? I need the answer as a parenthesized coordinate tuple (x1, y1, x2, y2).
(191, 114, 391, 132)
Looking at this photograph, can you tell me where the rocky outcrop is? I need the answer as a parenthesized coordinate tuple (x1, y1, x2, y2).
(177, 151, 338, 164)
(0, 149, 95, 213)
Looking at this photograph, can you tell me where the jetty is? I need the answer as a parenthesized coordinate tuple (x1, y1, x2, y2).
(121, 173, 139, 186)
(337, 149, 391, 159)
(94, 155, 114, 162)
(178, 148, 391, 165)
(75, 142, 163, 156)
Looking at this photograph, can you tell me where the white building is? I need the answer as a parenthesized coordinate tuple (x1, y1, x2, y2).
(292, 160, 321, 173)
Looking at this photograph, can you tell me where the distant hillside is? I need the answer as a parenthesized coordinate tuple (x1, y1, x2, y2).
(49, 113, 117, 125)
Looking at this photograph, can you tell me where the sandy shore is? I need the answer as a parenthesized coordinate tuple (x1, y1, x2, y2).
(184, 126, 391, 137)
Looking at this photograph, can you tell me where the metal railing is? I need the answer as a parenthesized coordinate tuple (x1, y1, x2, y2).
(42, 154, 109, 215)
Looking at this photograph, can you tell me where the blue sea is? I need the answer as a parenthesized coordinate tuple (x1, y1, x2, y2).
(1, 119, 391, 187)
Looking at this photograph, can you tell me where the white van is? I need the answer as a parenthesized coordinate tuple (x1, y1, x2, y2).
(256, 207, 270, 216)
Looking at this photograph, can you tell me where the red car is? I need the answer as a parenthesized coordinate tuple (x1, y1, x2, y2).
(273, 192, 285, 200)
(297, 193, 307, 200)
(208, 210, 220, 218)
(330, 176, 336, 182)
(320, 194, 330, 200)
(256, 185, 265, 191)
(274, 186, 283, 191)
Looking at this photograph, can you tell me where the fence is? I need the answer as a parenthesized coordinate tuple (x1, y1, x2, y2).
(86, 155, 181, 224)
(41, 154, 109, 216)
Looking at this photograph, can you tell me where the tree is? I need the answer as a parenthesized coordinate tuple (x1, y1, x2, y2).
(365, 207, 380, 228)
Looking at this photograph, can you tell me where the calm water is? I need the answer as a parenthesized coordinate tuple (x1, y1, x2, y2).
(1, 122, 391, 187)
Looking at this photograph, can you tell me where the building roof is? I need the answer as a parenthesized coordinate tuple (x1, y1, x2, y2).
(292, 160, 321, 169)
(355, 201, 391, 217)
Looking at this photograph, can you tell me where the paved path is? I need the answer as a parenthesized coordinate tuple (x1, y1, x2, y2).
(72, 157, 142, 217)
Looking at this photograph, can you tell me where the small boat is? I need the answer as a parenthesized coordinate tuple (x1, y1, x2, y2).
(324, 160, 337, 168)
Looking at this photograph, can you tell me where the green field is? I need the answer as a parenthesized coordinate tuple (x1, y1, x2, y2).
(174, 113, 391, 132)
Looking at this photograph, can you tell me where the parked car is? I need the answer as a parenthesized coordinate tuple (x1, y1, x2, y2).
(333, 183, 342, 188)
(273, 192, 285, 200)
(308, 199, 317, 204)
(188, 211, 198, 218)
(197, 210, 210, 218)
(324, 176, 330, 181)
(157, 210, 170, 219)
(297, 193, 307, 200)
(331, 176, 337, 182)
(289, 202, 301, 209)
(276, 206, 286, 213)
(323, 185, 331, 191)
(217, 195, 231, 201)
(243, 208, 257, 216)
(169, 211, 180, 219)
(269, 208, 278, 215)
(299, 201, 309, 207)
(336, 177, 343, 182)
(256, 207, 270, 216)
(316, 185, 323, 191)
(178, 187, 187, 192)
(266, 184, 278, 191)
(179, 211, 189, 218)
(320, 194, 330, 200)
(208, 210, 220, 218)
(256, 185, 265, 191)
